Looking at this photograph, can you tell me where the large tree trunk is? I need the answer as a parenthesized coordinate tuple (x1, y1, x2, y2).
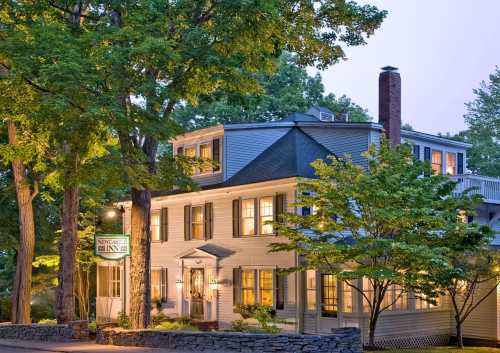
(56, 184, 80, 323)
(8, 121, 36, 324)
(128, 188, 152, 329)
(368, 314, 378, 348)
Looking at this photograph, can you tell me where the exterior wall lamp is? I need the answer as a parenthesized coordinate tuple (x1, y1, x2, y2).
(176, 279, 184, 289)
(208, 278, 219, 291)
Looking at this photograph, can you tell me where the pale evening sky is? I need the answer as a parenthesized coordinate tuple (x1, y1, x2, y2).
(309, 0, 500, 135)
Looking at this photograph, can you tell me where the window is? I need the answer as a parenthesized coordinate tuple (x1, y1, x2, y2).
(306, 270, 317, 311)
(241, 199, 256, 236)
(151, 269, 162, 302)
(151, 211, 161, 242)
(184, 146, 196, 175)
(242, 270, 255, 305)
(415, 294, 440, 310)
(259, 270, 273, 306)
(259, 197, 274, 235)
(384, 285, 407, 311)
(199, 143, 212, 173)
(111, 266, 121, 297)
(321, 274, 337, 317)
(446, 152, 457, 175)
(191, 206, 204, 240)
(432, 150, 442, 175)
(98, 265, 110, 297)
(362, 278, 374, 312)
(343, 281, 353, 313)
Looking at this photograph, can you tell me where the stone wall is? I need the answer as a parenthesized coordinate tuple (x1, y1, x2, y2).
(0, 320, 89, 341)
(96, 327, 361, 353)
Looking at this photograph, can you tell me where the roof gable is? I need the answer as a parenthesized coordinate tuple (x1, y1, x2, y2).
(225, 127, 332, 186)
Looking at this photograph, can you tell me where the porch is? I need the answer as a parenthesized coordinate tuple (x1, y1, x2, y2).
(451, 174, 500, 205)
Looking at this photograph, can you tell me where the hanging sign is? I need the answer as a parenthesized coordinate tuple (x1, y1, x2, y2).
(94, 234, 130, 260)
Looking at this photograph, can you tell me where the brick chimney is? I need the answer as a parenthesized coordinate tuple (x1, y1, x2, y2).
(379, 66, 401, 145)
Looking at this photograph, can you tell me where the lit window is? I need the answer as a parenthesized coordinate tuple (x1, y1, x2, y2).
(259, 197, 274, 235)
(241, 199, 256, 236)
(242, 270, 255, 305)
(191, 206, 204, 240)
(199, 143, 212, 173)
(343, 281, 353, 313)
(259, 270, 274, 306)
(185, 146, 196, 175)
(321, 274, 337, 317)
(112, 266, 121, 298)
(151, 211, 161, 242)
(432, 150, 442, 175)
(98, 265, 110, 297)
(306, 270, 317, 311)
(363, 278, 374, 312)
(383, 285, 407, 311)
(446, 152, 457, 175)
(151, 269, 161, 302)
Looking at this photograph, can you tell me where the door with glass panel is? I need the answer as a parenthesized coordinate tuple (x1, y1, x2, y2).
(190, 268, 204, 319)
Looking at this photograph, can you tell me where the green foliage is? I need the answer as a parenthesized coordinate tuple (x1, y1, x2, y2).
(459, 67, 500, 177)
(151, 312, 168, 326)
(173, 53, 371, 130)
(117, 311, 129, 329)
(0, 297, 11, 322)
(234, 304, 284, 333)
(154, 320, 199, 332)
(271, 137, 490, 345)
(31, 303, 55, 323)
(37, 319, 57, 325)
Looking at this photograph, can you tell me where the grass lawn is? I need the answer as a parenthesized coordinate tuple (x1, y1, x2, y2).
(366, 347, 500, 353)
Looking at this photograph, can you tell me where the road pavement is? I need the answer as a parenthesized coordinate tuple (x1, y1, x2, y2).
(0, 339, 228, 353)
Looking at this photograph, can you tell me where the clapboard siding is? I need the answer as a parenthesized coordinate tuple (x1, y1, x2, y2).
(301, 127, 370, 167)
(461, 279, 498, 340)
(224, 128, 290, 179)
(130, 180, 298, 327)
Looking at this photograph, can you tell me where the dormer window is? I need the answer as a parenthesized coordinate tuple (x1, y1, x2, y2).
(319, 111, 333, 121)
(176, 138, 221, 175)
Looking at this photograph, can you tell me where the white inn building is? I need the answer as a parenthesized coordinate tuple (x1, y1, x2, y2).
(96, 67, 500, 347)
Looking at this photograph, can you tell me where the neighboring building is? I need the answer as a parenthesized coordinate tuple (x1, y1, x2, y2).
(96, 67, 500, 347)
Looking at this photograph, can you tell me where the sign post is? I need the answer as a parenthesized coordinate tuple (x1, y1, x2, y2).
(94, 234, 130, 260)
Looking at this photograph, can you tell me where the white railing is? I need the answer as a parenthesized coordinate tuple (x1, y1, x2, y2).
(451, 174, 500, 204)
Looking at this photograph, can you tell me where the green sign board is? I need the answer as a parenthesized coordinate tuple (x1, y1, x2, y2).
(94, 234, 130, 260)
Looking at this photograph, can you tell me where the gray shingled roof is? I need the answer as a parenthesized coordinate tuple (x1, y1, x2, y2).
(224, 127, 332, 186)
(281, 112, 321, 122)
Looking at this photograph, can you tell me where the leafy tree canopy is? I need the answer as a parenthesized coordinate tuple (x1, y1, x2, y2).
(173, 53, 371, 130)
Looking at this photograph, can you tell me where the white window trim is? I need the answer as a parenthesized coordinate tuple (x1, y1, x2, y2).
(240, 196, 275, 237)
(150, 210, 161, 243)
(190, 204, 205, 240)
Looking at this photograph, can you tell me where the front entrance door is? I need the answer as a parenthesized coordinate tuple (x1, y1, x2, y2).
(190, 268, 204, 319)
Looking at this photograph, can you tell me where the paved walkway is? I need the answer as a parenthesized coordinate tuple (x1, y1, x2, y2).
(0, 339, 226, 353)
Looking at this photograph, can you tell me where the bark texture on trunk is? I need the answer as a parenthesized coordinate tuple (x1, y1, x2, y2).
(8, 121, 36, 324)
(128, 188, 152, 329)
(456, 320, 464, 349)
(56, 184, 80, 323)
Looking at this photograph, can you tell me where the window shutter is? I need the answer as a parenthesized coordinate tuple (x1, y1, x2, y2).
(424, 147, 431, 176)
(276, 272, 285, 310)
(177, 146, 184, 156)
(212, 138, 220, 172)
(232, 199, 240, 238)
(161, 268, 168, 302)
(424, 147, 431, 161)
(413, 145, 420, 160)
(204, 202, 213, 240)
(184, 205, 191, 241)
(233, 268, 242, 311)
(274, 193, 286, 235)
(160, 208, 168, 242)
(457, 153, 464, 174)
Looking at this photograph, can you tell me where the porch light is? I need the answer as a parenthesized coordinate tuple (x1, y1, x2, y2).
(176, 279, 184, 289)
(209, 278, 219, 290)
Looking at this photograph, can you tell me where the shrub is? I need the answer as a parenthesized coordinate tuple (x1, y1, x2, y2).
(38, 319, 57, 325)
(31, 303, 55, 323)
(117, 311, 129, 329)
(0, 297, 11, 322)
(177, 316, 192, 325)
(154, 321, 199, 331)
(234, 305, 285, 334)
(151, 312, 168, 326)
(230, 319, 251, 332)
(88, 321, 97, 331)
